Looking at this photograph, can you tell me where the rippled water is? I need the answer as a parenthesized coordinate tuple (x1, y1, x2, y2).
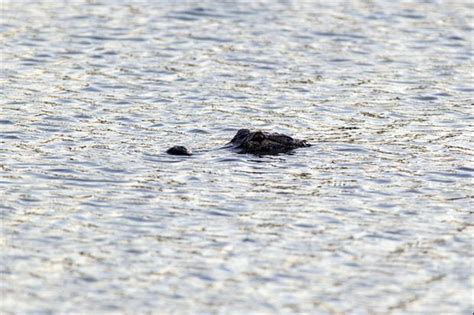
(1, 1, 473, 314)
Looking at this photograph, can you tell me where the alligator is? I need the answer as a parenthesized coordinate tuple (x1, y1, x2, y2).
(166, 129, 310, 156)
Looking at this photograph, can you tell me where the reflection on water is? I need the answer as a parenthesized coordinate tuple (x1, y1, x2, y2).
(1, 0, 473, 314)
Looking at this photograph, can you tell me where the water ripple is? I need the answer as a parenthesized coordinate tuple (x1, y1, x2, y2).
(1, 0, 472, 314)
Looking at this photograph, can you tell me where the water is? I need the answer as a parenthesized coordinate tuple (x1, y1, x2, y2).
(1, 1, 473, 314)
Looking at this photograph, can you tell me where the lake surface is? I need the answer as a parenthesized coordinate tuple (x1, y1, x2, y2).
(1, 0, 473, 314)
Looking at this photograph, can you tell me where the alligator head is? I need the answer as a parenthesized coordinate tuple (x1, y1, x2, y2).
(229, 129, 310, 155)
(166, 129, 310, 156)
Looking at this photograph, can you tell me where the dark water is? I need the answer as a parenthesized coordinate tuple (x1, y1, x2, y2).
(1, 1, 473, 314)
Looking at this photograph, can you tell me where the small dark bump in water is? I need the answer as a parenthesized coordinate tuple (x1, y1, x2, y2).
(166, 146, 192, 156)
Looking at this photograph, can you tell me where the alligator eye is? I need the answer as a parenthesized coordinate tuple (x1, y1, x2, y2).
(251, 131, 265, 142)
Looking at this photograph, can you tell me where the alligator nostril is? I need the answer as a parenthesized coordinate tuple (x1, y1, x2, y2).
(167, 146, 192, 156)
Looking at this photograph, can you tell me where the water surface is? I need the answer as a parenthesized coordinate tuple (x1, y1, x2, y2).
(1, 0, 473, 314)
